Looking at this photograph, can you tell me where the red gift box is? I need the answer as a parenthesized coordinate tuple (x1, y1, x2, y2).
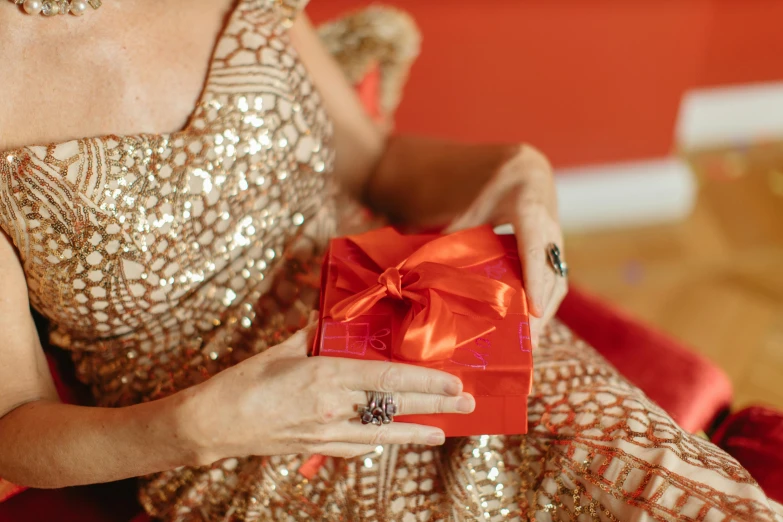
(313, 226, 532, 437)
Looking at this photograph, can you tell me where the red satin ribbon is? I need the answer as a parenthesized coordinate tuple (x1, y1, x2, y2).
(329, 226, 516, 361)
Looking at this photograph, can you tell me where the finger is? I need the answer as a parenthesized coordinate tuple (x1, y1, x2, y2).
(311, 443, 377, 459)
(542, 276, 568, 326)
(305, 315, 320, 349)
(395, 391, 475, 415)
(339, 422, 445, 446)
(516, 210, 547, 317)
(530, 276, 568, 349)
(345, 391, 475, 416)
(444, 189, 496, 234)
(445, 208, 482, 234)
(529, 315, 542, 349)
(444, 211, 477, 234)
(342, 360, 463, 396)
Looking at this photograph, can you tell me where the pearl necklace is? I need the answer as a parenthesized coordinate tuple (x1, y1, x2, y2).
(11, 0, 101, 16)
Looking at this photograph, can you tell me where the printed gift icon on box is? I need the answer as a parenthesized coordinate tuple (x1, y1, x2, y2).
(320, 321, 391, 356)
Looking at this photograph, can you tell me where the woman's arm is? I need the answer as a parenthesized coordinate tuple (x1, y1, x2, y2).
(365, 136, 522, 227)
(291, 15, 530, 227)
(0, 232, 199, 488)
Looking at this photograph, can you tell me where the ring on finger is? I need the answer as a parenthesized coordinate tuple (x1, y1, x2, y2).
(359, 391, 397, 425)
(547, 243, 568, 278)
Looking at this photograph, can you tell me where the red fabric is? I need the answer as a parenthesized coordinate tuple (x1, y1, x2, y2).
(711, 406, 783, 504)
(0, 483, 23, 504)
(46, 351, 89, 407)
(355, 62, 383, 123)
(557, 287, 733, 434)
(0, 481, 141, 522)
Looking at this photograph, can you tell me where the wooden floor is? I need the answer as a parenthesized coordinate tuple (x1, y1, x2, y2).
(564, 145, 783, 411)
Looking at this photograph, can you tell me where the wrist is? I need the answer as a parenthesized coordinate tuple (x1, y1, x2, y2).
(367, 136, 522, 226)
(165, 385, 220, 467)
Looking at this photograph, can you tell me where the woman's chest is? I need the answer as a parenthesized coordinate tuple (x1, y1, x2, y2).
(0, 0, 334, 340)
(0, 0, 234, 151)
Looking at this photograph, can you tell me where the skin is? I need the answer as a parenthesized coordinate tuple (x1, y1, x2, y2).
(0, 0, 565, 489)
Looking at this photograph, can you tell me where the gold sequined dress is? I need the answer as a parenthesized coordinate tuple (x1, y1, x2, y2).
(1, 1, 781, 520)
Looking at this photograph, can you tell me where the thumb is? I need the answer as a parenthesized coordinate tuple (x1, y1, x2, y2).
(444, 206, 485, 234)
(444, 189, 499, 234)
(277, 316, 320, 357)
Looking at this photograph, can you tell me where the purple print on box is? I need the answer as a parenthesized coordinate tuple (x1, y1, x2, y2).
(518, 321, 531, 352)
(321, 321, 390, 355)
(449, 337, 490, 369)
(483, 259, 508, 280)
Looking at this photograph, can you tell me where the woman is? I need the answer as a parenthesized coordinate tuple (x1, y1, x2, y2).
(0, 1, 780, 520)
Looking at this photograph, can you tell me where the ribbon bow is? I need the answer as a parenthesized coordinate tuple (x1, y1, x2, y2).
(329, 226, 516, 361)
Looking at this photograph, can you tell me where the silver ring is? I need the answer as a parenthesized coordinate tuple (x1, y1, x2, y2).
(547, 243, 568, 278)
(359, 391, 396, 425)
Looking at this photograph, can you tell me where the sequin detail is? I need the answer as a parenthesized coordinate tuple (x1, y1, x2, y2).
(139, 322, 783, 521)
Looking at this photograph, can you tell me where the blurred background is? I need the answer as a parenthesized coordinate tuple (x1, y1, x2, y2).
(309, 1, 783, 411)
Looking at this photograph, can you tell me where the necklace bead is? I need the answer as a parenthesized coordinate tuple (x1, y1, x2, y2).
(22, 0, 42, 14)
(13, 0, 100, 16)
(69, 0, 86, 15)
(40, 0, 59, 16)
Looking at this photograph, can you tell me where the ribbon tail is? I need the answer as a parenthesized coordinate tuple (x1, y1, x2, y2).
(396, 290, 458, 361)
(330, 284, 388, 322)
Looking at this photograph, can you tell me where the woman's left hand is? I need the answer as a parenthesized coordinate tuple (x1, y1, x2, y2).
(445, 145, 567, 347)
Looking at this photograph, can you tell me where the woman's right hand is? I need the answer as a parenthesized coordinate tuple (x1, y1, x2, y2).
(180, 325, 476, 465)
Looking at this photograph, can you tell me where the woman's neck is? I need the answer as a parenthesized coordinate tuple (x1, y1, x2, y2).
(0, 0, 235, 152)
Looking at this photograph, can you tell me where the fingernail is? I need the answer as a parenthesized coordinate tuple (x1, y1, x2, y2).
(427, 432, 446, 445)
(456, 394, 475, 413)
(444, 379, 462, 396)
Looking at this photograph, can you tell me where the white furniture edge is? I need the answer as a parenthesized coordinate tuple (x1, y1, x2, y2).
(677, 81, 783, 150)
(495, 156, 697, 234)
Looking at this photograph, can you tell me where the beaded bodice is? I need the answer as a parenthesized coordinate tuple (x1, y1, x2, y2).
(0, 0, 333, 404)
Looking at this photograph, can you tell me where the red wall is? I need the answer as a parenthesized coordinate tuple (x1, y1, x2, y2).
(698, 0, 783, 87)
(308, 1, 783, 168)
